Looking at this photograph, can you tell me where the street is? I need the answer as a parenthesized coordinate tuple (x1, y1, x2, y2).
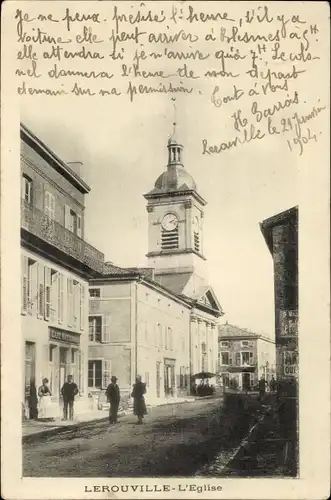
(24, 398, 240, 477)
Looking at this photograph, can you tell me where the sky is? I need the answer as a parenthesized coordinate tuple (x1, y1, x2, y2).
(17, 0, 330, 339)
(20, 94, 299, 339)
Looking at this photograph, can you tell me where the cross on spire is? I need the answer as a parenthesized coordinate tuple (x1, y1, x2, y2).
(171, 98, 177, 137)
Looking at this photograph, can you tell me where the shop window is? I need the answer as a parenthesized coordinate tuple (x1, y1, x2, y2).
(88, 360, 102, 389)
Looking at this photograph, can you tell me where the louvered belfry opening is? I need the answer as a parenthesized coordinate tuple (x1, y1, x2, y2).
(194, 231, 200, 252)
(161, 227, 179, 250)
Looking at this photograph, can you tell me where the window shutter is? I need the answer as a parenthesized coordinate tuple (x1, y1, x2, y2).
(80, 284, 85, 331)
(102, 315, 111, 343)
(102, 359, 111, 389)
(37, 263, 44, 318)
(51, 272, 57, 321)
(57, 274, 64, 324)
(44, 267, 51, 321)
(49, 193, 55, 220)
(64, 205, 71, 230)
(77, 214, 82, 238)
(79, 349, 84, 393)
(44, 191, 50, 217)
(22, 255, 28, 314)
(67, 278, 73, 326)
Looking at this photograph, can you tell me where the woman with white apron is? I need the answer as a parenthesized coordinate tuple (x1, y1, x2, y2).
(38, 378, 54, 420)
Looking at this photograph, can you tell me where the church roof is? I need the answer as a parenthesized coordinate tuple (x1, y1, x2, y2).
(152, 166, 197, 193)
(153, 272, 192, 295)
(219, 323, 258, 338)
(219, 323, 275, 343)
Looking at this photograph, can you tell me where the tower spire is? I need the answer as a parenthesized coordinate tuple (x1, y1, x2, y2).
(168, 98, 183, 166)
(172, 97, 177, 138)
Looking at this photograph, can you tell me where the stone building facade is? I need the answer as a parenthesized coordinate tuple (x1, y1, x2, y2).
(218, 323, 276, 391)
(88, 126, 223, 403)
(260, 207, 298, 381)
(21, 123, 105, 416)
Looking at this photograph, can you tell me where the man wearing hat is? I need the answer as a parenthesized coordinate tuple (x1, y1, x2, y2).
(105, 376, 120, 424)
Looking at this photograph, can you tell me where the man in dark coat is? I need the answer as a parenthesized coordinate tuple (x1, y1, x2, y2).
(106, 376, 121, 424)
(61, 375, 79, 421)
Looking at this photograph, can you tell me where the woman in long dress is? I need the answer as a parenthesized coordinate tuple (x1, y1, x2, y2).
(131, 375, 147, 424)
(38, 378, 54, 421)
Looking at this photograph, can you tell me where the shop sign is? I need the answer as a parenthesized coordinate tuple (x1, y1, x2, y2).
(49, 327, 80, 345)
(283, 350, 298, 378)
(279, 310, 298, 337)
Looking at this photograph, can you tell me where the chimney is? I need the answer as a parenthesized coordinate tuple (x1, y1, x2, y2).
(67, 161, 83, 178)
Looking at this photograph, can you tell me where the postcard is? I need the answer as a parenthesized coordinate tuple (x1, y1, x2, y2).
(1, 1, 330, 499)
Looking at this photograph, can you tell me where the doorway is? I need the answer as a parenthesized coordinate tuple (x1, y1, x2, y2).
(242, 372, 251, 392)
(59, 347, 68, 395)
(24, 342, 35, 402)
(164, 359, 175, 397)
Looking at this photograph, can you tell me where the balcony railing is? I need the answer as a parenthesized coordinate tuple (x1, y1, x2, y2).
(21, 200, 104, 273)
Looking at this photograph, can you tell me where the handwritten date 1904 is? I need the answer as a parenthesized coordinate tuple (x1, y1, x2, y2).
(287, 128, 317, 156)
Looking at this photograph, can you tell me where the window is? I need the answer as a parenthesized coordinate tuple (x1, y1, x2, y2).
(167, 327, 173, 350)
(22, 175, 32, 204)
(44, 191, 55, 220)
(194, 230, 200, 252)
(44, 267, 51, 321)
(241, 351, 253, 365)
(64, 205, 82, 237)
(221, 352, 229, 365)
(58, 274, 64, 324)
(241, 340, 254, 348)
(80, 284, 85, 331)
(22, 255, 34, 314)
(235, 352, 241, 366)
(67, 278, 73, 326)
(220, 341, 229, 348)
(89, 316, 102, 342)
(161, 227, 179, 250)
(89, 288, 101, 298)
(88, 360, 102, 389)
(72, 280, 80, 328)
(71, 349, 76, 364)
(157, 323, 163, 347)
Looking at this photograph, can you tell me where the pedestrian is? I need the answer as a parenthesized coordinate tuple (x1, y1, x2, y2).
(131, 375, 147, 424)
(258, 375, 267, 402)
(61, 374, 79, 421)
(106, 376, 121, 424)
(38, 377, 52, 420)
(28, 378, 38, 420)
(270, 375, 277, 394)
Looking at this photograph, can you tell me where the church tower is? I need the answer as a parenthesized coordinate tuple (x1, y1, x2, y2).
(144, 122, 208, 297)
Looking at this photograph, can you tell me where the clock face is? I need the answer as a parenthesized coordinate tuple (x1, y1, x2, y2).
(162, 213, 178, 231)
